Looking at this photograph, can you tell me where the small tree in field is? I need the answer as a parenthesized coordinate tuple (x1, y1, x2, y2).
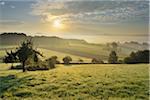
(108, 51, 118, 64)
(63, 56, 72, 65)
(46, 56, 60, 69)
(16, 40, 43, 72)
(78, 58, 84, 63)
(91, 58, 104, 64)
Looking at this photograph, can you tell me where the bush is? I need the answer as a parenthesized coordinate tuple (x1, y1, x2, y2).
(78, 59, 84, 63)
(63, 56, 72, 65)
(45, 56, 60, 69)
(10, 62, 49, 71)
(91, 58, 104, 64)
(26, 65, 49, 71)
(118, 60, 124, 64)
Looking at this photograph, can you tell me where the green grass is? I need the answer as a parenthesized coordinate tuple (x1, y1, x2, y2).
(0, 46, 91, 63)
(38, 48, 91, 63)
(0, 64, 149, 100)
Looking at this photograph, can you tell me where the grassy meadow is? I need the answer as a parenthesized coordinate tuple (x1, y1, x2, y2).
(0, 0, 149, 99)
(0, 63, 149, 100)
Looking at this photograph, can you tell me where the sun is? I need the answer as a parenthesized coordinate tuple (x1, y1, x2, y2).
(53, 19, 62, 28)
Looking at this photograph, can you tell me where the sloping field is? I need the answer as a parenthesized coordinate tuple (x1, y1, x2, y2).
(0, 47, 91, 63)
(38, 48, 91, 63)
(0, 64, 149, 100)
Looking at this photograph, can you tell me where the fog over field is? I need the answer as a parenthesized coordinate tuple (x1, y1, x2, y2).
(0, 0, 149, 100)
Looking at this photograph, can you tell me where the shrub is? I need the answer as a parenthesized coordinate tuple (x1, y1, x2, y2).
(78, 59, 84, 63)
(63, 56, 72, 65)
(118, 60, 124, 64)
(91, 58, 104, 64)
(10, 62, 49, 71)
(45, 56, 59, 69)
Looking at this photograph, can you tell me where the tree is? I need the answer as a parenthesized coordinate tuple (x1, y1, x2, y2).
(124, 50, 149, 64)
(111, 42, 118, 51)
(51, 56, 60, 64)
(78, 58, 84, 63)
(46, 56, 60, 69)
(63, 56, 72, 65)
(16, 40, 43, 72)
(108, 51, 118, 64)
(3, 50, 17, 67)
(91, 58, 104, 64)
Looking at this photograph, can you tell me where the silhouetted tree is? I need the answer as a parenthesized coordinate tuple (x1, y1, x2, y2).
(16, 40, 43, 72)
(108, 51, 118, 64)
(124, 50, 149, 64)
(63, 56, 72, 65)
(3, 50, 17, 67)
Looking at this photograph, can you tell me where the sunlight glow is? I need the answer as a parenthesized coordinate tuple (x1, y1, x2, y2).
(53, 19, 62, 28)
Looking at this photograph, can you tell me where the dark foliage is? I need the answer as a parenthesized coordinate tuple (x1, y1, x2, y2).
(91, 58, 104, 64)
(3, 50, 17, 63)
(124, 50, 149, 64)
(3, 40, 43, 72)
(108, 51, 118, 64)
(78, 59, 84, 63)
(46, 56, 60, 69)
(3, 50, 18, 67)
(0, 32, 26, 36)
(63, 56, 72, 65)
(15, 40, 43, 72)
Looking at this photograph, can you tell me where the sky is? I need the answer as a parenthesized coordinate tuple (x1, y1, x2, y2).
(0, 0, 149, 43)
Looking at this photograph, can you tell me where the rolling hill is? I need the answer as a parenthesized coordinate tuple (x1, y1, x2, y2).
(0, 33, 148, 62)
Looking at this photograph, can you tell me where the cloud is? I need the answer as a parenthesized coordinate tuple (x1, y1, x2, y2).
(31, 1, 149, 24)
(0, 20, 24, 25)
(10, 5, 15, 8)
(0, 1, 5, 5)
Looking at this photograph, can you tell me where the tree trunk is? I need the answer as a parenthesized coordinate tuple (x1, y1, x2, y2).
(10, 63, 14, 69)
(22, 61, 26, 72)
(11, 63, 13, 67)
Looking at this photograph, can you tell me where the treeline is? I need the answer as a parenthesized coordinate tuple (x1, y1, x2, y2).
(124, 50, 149, 64)
(0, 32, 87, 46)
(3, 40, 149, 72)
(0, 32, 27, 36)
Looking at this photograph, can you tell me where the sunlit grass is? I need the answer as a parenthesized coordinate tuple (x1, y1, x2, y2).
(0, 63, 149, 100)
(37, 48, 91, 62)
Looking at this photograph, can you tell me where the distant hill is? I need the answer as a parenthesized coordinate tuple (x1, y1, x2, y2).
(0, 32, 87, 46)
(0, 32, 148, 61)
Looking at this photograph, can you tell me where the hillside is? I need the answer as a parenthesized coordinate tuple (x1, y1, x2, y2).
(0, 64, 149, 99)
(0, 33, 87, 46)
(0, 33, 148, 61)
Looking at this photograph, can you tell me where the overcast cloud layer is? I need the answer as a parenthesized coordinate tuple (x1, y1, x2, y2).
(31, 1, 149, 25)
